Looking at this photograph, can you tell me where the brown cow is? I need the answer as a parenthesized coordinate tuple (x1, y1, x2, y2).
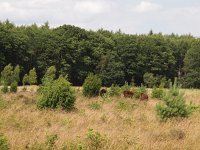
(100, 89, 107, 97)
(123, 90, 134, 98)
(140, 93, 148, 101)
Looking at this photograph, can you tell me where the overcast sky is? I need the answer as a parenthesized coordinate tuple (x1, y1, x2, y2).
(0, 0, 200, 36)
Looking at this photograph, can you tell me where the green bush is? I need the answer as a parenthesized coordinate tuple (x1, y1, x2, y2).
(83, 74, 102, 97)
(10, 81, 17, 93)
(29, 68, 37, 85)
(22, 74, 29, 85)
(156, 81, 192, 121)
(108, 84, 121, 96)
(37, 76, 76, 110)
(121, 81, 131, 91)
(1, 86, 8, 94)
(134, 84, 146, 99)
(0, 133, 9, 150)
(86, 129, 107, 150)
(151, 87, 164, 99)
(42, 66, 56, 85)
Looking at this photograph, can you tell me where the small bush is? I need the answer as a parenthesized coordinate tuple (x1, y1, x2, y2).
(1, 86, 8, 94)
(88, 101, 102, 110)
(156, 80, 192, 121)
(10, 81, 17, 93)
(121, 81, 131, 91)
(37, 76, 76, 110)
(86, 129, 107, 150)
(134, 84, 146, 99)
(83, 74, 102, 97)
(0, 133, 9, 150)
(108, 84, 121, 96)
(151, 87, 164, 99)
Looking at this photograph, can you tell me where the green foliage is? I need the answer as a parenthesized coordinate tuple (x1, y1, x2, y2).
(156, 80, 192, 121)
(151, 87, 164, 99)
(184, 40, 200, 88)
(121, 81, 131, 91)
(143, 73, 156, 88)
(134, 84, 147, 99)
(1, 64, 13, 86)
(22, 74, 29, 85)
(29, 68, 37, 85)
(0, 133, 9, 150)
(0, 21, 198, 88)
(108, 84, 121, 96)
(98, 52, 125, 86)
(1, 85, 8, 94)
(86, 129, 107, 150)
(13, 65, 20, 84)
(37, 76, 76, 110)
(10, 81, 17, 93)
(83, 74, 102, 97)
(88, 101, 102, 110)
(42, 66, 56, 85)
(45, 134, 58, 149)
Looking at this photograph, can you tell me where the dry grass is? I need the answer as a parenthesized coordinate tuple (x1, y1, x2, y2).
(0, 86, 200, 150)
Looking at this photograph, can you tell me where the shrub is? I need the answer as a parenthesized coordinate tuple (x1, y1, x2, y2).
(108, 84, 121, 96)
(121, 81, 131, 91)
(134, 84, 146, 99)
(86, 129, 107, 150)
(37, 76, 76, 110)
(83, 74, 102, 97)
(156, 80, 192, 121)
(1, 64, 13, 86)
(22, 74, 29, 85)
(151, 86, 164, 99)
(0, 133, 9, 150)
(1, 86, 8, 94)
(10, 81, 17, 93)
(29, 68, 37, 85)
(13, 65, 20, 84)
(42, 66, 56, 85)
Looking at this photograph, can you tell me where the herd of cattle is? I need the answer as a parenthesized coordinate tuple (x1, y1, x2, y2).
(99, 89, 148, 101)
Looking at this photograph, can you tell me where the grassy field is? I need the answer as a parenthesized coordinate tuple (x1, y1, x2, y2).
(0, 86, 200, 150)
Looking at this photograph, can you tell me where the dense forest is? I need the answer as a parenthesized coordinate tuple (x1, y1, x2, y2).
(0, 20, 199, 88)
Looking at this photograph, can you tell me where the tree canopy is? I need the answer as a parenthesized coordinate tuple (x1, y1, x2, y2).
(0, 20, 199, 88)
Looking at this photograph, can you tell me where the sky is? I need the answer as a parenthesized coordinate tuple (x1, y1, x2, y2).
(0, 0, 200, 36)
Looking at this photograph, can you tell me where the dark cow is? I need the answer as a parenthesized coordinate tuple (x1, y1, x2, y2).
(123, 90, 134, 98)
(140, 93, 148, 101)
(100, 89, 107, 96)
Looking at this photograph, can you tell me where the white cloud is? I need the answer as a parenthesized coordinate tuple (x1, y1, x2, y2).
(74, 1, 110, 14)
(133, 1, 162, 13)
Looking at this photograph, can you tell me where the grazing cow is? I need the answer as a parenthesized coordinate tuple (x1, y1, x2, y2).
(100, 89, 107, 96)
(123, 90, 134, 98)
(140, 93, 148, 101)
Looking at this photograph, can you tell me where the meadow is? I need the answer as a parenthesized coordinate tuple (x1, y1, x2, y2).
(0, 86, 200, 150)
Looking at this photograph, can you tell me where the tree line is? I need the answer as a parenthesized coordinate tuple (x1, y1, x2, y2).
(0, 20, 199, 88)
